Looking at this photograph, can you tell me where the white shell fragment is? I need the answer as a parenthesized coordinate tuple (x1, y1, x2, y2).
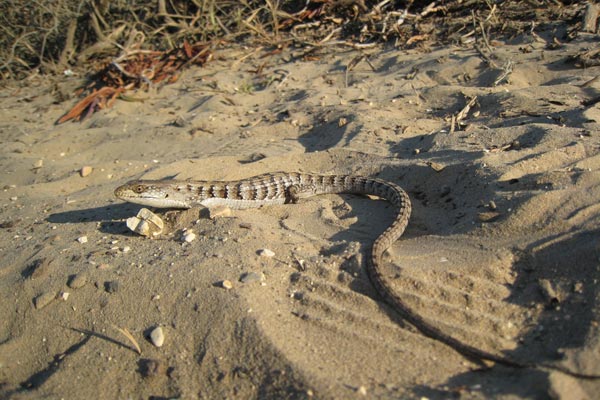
(126, 208, 164, 237)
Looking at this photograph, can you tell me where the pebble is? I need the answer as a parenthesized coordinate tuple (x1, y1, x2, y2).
(428, 161, 446, 172)
(209, 205, 232, 219)
(104, 280, 120, 293)
(149, 326, 165, 347)
(59, 291, 70, 301)
(127, 208, 164, 237)
(29, 258, 53, 279)
(68, 273, 88, 289)
(240, 272, 265, 283)
(77, 236, 88, 244)
(477, 212, 501, 222)
(258, 248, 275, 258)
(182, 231, 196, 243)
(80, 166, 93, 177)
(34, 291, 56, 309)
(221, 280, 233, 289)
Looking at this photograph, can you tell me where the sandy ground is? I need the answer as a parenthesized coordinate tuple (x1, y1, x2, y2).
(1, 26, 600, 399)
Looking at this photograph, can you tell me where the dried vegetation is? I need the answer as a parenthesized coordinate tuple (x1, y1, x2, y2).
(0, 1, 595, 122)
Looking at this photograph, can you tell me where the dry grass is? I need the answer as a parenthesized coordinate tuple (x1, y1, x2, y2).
(0, 1, 588, 81)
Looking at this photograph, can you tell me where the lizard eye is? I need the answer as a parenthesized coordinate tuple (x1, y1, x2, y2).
(133, 185, 145, 193)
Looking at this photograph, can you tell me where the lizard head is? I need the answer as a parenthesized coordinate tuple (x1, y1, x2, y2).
(114, 180, 191, 208)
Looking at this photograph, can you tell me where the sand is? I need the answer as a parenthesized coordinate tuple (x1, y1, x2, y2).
(1, 29, 600, 399)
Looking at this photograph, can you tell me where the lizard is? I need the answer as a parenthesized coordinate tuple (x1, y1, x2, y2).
(114, 171, 600, 378)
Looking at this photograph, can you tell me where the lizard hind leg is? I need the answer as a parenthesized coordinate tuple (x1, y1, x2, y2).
(286, 184, 317, 204)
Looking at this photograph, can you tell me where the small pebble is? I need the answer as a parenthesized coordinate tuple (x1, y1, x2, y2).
(209, 205, 232, 219)
(428, 161, 445, 172)
(221, 280, 233, 289)
(182, 231, 196, 243)
(477, 212, 501, 222)
(29, 258, 53, 279)
(149, 326, 165, 347)
(357, 386, 367, 396)
(59, 291, 70, 301)
(127, 208, 164, 237)
(258, 248, 275, 257)
(122, 246, 131, 253)
(240, 272, 265, 283)
(68, 273, 87, 289)
(488, 200, 497, 211)
(77, 236, 88, 244)
(34, 291, 56, 309)
(104, 281, 120, 293)
(80, 166, 93, 177)
(33, 159, 43, 169)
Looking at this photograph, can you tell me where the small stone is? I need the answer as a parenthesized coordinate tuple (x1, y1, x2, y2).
(239, 222, 253, 230)
(28, 258, 53, 279)
(77, 236, 88, 244)
(104, 281, 120, 293)
(59, 291, 70, 301)
(488, 200, 497, 211)
(33, 159, 43, 169)
(427, 161, 446, 172)
(80, 166, 93, 177)
(258, 248, 275, 257)
(149, 326, 165, 347)
(122, 246, 131, 253)
(413, 148, 421, 155)
(68, 273, 87, 289)
(182, 231, 196, 243)
(9, 196, 17, 201)
(209, 205, 232, 219)
(126, 208, 164, 237)
(34, 291, 56, 309)
(573, 282, 584, 294)
(240, 272, 265, 283)
(221, 280, 233, 289)
(357, 386, 367, 396)
(478, 212, 501, 222)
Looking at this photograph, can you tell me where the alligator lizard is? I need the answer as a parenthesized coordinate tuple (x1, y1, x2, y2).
(114, 171, 599, 378)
